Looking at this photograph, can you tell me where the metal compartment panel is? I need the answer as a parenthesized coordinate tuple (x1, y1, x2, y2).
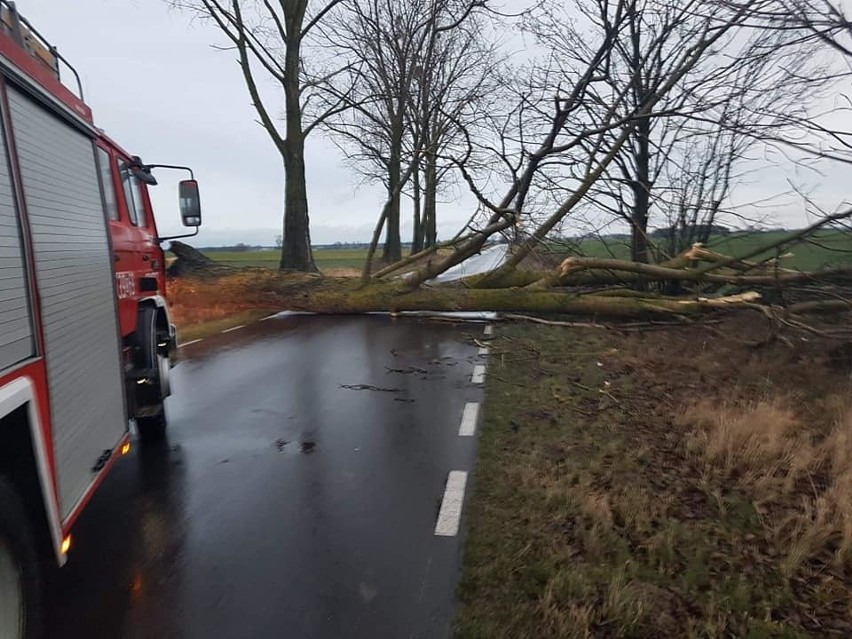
(8, 86, 126, 517)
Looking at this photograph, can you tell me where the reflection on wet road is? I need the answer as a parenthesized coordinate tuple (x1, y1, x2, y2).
(44, 315, 485, 639)
(430, 244, 508, 283)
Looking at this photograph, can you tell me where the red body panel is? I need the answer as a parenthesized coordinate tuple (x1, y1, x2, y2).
(0, 362, 59, 518)
(96, 137, 167, 338)
(0, 26, 91, 122)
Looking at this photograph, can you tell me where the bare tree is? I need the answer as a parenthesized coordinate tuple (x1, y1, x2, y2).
(386, 0, 805, 286)
(510, 0, 826, 267)
(319, 0, 424, 263)
(319, 0, 487, 264)
(407, 2, 499, 251)
(173, 0, 350, 272)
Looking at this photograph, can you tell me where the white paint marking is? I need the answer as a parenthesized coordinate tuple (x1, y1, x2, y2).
(222, 324, 245, 334)
(478, 346, 490, 356)
(178, 339, 203, 348)
(471, 364, 486, 384)
(459, 402, 480, 437)
(260, 313, 279, 321)
(434, 471, 468, 537)
(483, 325, 493, 336)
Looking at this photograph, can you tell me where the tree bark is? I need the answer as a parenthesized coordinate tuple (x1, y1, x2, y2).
(630, 117, 651, 264)
(279, 15, 317, 273)
(412, 161, 424, 253)
(246, 277, 768, 318)
(424, 144, 438, 248)
(383, 112, 404, 263)
(280, 131, 317, 272)
(628, 5, 651, 265)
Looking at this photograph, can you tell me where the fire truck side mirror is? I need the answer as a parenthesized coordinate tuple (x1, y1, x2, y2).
(178, 180, 201, 227)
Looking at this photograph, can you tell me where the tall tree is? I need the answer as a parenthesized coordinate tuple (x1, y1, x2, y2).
(174, 0, 348, 272)
(392, 0, 798, 285)
(514, 0, 826, 264)
(320, 0, 487, 264)
(408, 1, 498, 251)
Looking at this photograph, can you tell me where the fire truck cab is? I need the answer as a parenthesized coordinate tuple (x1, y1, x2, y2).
(0, 3, 201, 637)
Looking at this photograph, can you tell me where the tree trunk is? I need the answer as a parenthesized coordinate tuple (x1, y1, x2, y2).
(383, 156, 402, 263)
(243, 277, 768, 318)
(424, 145, 438, 248)
(628, 6, 651, 266)
(383, 112, 404, 263)
(280, 138, 317, 272)
(412, 161, 423, 253)
(630, 116, 651, 265)
(279, 36, 317, 273)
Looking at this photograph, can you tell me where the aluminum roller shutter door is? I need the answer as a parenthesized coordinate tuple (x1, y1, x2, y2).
(0, 96, 32, 371)
(8, 87, 127, 518)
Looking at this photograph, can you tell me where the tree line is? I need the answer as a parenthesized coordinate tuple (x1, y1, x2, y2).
(174, 0, 852, 282)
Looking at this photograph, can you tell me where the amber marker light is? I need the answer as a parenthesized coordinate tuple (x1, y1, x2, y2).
(61, 535, 72, 555)
(121, 442, 132, 456)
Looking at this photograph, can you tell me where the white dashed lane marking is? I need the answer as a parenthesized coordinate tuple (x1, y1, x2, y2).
(483, 325, 493, 336)
(222, 324, 245, 334)
(178, 339, 203, 348)
(434, 471, 468, 537)
(459, 402, 480, 437)
(471, 365, 485, 384)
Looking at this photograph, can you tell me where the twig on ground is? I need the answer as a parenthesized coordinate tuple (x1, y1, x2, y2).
(340, 384, 402, 392)
(385, 366, 428, 375)
(504, 313, 608, 328)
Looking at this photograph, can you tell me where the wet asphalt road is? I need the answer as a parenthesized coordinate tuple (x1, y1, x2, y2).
(44, 314, 487, 639)
(430, 245, 508, 284)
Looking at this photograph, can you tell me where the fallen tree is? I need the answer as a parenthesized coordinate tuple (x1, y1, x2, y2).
(164, 0, 852, 325)
(168, 223, 852, 322)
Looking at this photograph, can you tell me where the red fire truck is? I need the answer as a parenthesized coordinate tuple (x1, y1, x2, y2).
(0, 3, 201, 636)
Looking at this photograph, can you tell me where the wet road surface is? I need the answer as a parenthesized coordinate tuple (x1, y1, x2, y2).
(44, 315, 487, 639)
(430, 244, 508, 283)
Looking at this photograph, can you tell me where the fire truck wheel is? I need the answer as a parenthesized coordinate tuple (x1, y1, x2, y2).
(136, 306, 170, 408)
(0, 478, 41, 639)
(136, 413, 167, 445)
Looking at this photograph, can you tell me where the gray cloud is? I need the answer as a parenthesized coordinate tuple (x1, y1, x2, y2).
(24, 0, 852, 247)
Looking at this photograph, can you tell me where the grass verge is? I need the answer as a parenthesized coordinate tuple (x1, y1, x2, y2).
(456, 319, 852, 638)
(173, 309, 269, 343)
(167, 273, 279, 342)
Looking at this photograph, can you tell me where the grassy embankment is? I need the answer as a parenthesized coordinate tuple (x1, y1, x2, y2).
(456, 321, 852, 638)
(167, 247, 372, 341)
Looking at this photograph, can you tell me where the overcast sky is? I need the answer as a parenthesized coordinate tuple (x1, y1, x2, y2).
(24, 0, 480, 246)
(20, 1, 852, 246)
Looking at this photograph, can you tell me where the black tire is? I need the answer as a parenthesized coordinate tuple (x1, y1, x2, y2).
(0, 478, 41, 639)
(135, 307, 169, 445)
(136, 413, 167, 445)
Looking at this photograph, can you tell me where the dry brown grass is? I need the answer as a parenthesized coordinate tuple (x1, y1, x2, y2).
(322, 267, 361, 278)
(682, 398, 852, 575)
(166, 272, 283, 339)
(683, 401, 809, 488)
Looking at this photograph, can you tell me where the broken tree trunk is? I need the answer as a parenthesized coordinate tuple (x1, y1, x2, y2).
(240, 274, 769, 318)
(452, 256, 852, 290)
(167, 241, 223, 277)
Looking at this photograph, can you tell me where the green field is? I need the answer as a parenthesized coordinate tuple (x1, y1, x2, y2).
(191, 229, 852, 273)
(201, 247, 370, 271)
(545, 229, 852, 271)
